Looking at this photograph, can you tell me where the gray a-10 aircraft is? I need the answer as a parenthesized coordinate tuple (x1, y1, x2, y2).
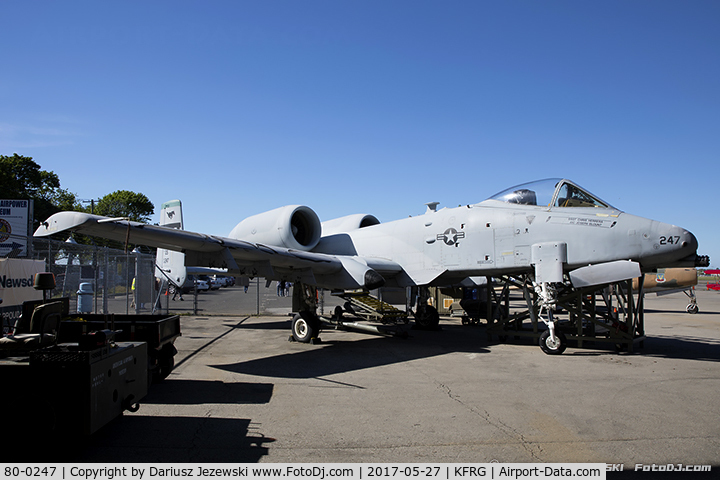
(34, 178, 708, 353)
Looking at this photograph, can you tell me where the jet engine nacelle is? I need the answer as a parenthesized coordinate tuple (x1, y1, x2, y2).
(228, 205, 322, 251)
(321, 213, 380, 236)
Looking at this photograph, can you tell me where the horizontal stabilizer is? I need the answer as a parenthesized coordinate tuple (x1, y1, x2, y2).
(569, 260, 641, 288)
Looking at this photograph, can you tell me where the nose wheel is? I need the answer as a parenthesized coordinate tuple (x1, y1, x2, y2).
(539, 329, 567, 355)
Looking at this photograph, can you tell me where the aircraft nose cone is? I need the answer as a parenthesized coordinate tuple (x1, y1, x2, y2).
(683, 231, 698, 251)
(662, 226, 697, 252)
(681, 231, 709, 266)
(642, 222, 701, 269)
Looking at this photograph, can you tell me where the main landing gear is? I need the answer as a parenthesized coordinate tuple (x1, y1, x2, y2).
(413, 304, 440, 330)
(290, 311, 323, 343)
(289, 282, 323, 344)
(288, 282, 416, 343)
(412, 286, 441, 331)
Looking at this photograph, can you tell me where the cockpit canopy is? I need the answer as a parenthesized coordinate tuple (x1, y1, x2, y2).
(487, 179, 616, 209)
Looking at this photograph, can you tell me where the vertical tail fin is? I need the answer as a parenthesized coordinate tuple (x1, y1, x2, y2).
(156, 200, 187, 288)
(159, 199, 184, 228)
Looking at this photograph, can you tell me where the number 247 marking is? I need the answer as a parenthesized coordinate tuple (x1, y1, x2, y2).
(660, 236, 680, 245)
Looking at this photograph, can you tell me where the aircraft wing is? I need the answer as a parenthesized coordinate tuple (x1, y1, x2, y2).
(34, 211, 394, 290)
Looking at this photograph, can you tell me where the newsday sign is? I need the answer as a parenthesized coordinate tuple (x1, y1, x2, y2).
(0, 199, 31, 256)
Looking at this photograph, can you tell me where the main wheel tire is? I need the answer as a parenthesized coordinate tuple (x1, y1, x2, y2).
(291, 312, 321, 343)
(158, 344, 177, 380)
(687, 304, 699, 314)
(539, 330, 567, 355)
(415, 305, 440, 330)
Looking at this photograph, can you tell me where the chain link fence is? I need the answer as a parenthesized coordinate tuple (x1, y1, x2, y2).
(1, 234, 343, 321)
(30, 236, 159, 315)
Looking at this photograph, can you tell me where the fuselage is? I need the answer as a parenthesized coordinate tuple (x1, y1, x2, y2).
(319, 179, 700, 287)
(33, 178, 703, 292)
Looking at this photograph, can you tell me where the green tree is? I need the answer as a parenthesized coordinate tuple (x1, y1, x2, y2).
(0, 153, 79, 223)
(75, 191, 155, 250)
(94, 190, 154, 223)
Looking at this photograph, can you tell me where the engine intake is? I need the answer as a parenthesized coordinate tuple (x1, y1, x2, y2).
(229, 205, 322, 251)
(321, 214, 380, 236)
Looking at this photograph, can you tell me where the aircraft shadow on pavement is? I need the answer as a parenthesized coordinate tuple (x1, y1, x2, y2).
(226, 318, 293, 330)
(495, 331, 720, 362)
(641, 335, 720, 362)
(8, 416, 274, 463)
(212, 325, 492, 380)
(143, 379, 274, 405)
(645, 308, 720, 315)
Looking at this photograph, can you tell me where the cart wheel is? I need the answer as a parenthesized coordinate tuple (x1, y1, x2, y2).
(123, 395, 141, 413)
(157, 344, 177, 380)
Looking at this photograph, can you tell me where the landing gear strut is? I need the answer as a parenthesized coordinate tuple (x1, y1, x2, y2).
(535, 281, 565, 355)
(685, 287, 699, 314)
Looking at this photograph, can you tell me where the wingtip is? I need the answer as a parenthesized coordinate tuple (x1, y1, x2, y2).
(32, 211, 96, 237)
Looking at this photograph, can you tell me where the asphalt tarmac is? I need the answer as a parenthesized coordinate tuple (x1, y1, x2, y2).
(15, 287, 720, 471)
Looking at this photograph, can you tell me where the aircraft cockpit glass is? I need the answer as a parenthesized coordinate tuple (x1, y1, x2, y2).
(488, 179, 560, 206)
(553, 182, 610, 208)
(488, 179, 615, 210)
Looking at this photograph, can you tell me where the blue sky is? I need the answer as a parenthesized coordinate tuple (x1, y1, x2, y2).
(2, 1, 719, 267)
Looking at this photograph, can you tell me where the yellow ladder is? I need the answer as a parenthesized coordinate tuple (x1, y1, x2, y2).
(334, 291, 408, 324)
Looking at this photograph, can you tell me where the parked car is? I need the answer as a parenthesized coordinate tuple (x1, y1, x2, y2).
(168, 275, 209, 294)
(195, 279, 210, 292)
(212, 275, 235, 287)
(199, 276, 221, 290)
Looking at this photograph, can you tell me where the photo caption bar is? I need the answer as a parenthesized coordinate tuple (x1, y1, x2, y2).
(2, 464, 609, 480)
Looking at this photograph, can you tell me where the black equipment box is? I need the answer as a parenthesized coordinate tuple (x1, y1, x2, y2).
(0, 341, 148, 436)
(59, 314, 181, 382)
(30, 341, 148, 435)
